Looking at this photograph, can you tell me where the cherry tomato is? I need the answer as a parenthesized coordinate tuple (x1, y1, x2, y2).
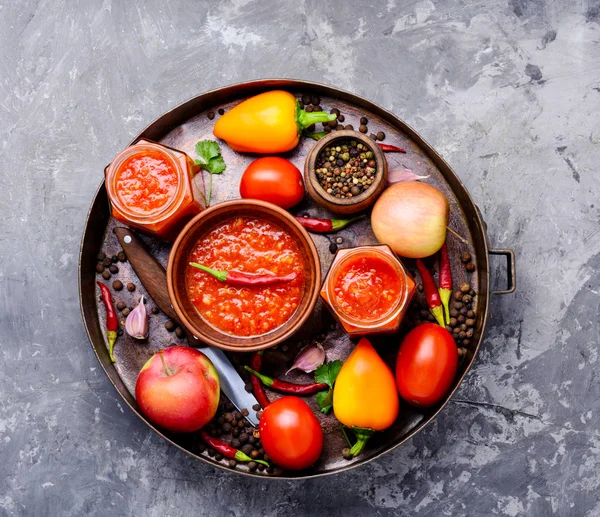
(239, 157, 305, 209)
(259, 396, 323, 470)
(395, 323, 458, 407)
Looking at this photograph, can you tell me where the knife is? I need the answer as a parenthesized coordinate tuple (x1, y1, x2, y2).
(114, 227, 260, 426)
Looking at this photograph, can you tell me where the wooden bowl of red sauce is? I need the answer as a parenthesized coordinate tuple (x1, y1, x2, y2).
(167, 200, 321, 352)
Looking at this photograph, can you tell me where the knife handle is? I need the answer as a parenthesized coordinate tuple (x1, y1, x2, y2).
(113, 227, 203, 347)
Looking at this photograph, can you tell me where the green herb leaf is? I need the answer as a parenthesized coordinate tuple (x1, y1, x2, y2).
(194, 139, 226, 206)
(316, 389, 333, 414)
(314, 360, 343, 388)
(205, 155, 226, 175)
(195, 140, 221, 164)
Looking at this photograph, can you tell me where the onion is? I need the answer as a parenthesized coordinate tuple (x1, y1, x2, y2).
(371, 182, 449, 258)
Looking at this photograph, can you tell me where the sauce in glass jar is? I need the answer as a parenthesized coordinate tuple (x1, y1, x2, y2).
(105, 140, 205, 240)
(186, 217, 305, 337)
(333, 255, 402, 322)
(321, 245, 416, 337)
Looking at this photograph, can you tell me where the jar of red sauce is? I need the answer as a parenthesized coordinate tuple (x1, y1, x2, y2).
(105, 139, 205, 241)
(320, 245, 416, 337)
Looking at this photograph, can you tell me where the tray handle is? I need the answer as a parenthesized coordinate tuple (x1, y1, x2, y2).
(489, 248, 516, 295)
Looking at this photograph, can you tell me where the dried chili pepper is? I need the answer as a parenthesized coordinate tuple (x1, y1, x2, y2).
(244, 367, 329, 395)
(377, 143, 407, 153)
(189, 263, 298, 287)
(415, 260, 445, 327)
(438, 242, 452, 324)
(97, 281, 118, 362)
(295, 214, 365, 233)
(200, 431, 269, 466)
(250, 352, 271, 409)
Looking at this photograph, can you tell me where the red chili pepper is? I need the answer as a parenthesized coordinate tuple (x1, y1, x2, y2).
(295, 214, 365, 233)
(97, 281, 118, 362)
(415, 260, 445, 327)
(244, 366, 329, 395)
(200, 431, 269, 466)
(189, 263, 297, 287)
(250, 352, 271, 409)
(377, 143, 407, 153)
(438, 242, 452, 324)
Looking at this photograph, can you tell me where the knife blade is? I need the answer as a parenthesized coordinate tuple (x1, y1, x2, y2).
(113, 227, 260, 426)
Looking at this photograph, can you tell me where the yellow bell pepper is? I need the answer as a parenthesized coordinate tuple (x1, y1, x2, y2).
(333, 338, 399, 457)
(213, 90, 337, 154)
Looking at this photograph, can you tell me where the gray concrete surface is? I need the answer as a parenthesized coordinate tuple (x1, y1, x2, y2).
(1, 0, 599, 515)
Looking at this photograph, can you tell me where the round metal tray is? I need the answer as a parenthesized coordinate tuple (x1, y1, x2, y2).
(79, 79, 515, 478)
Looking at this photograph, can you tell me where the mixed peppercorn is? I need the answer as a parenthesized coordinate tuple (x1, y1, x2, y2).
(315, 140, 377, 199)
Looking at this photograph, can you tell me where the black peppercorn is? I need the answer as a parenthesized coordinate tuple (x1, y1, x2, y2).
(360, 117, 368, 125)
(175, 327, 184, 338)
(116, 301, 127, 311)
(369, 133, 377, 141)
(359, 124, 368, 133)
(330, 108, 340, 116)
(311, 95, 320, 105)
(151, 307, 159, 315)
(461, 252, 472, 263)
(377, 131, 385, 141)
(127, 282, 135, 292)
(109, 265, 118, 274)
(111, 255, 118, 263)
(207, 111, 215, 120)
(457, 315, 466, 323)
(460, 282, 471, 293)
(302, 95, 311, 105)
(338, 114, 345, 122)
(218, 108, 225, 115)
(466, 263, 476, 272)
(117, 251, 127, 262)
(122, 308, 130, 317)
(329, 242, 337, 254)
(463, 294, 472, 304)
(95, 263, 105, 273)
(344, 124, 354, 130)
(453, 302, 463, 310)
(97, 251, 106, 261)
(113, 280, 123, 291)
(101, 270, 111, 280)
(165, 320, 176, 332)
(102, 257, 112, 267)
(305, 105, 313, 113)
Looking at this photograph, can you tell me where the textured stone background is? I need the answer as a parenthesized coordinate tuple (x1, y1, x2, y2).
(1, 0, 599, 515)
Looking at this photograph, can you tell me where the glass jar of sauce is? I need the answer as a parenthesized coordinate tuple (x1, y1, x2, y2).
(105, 139, 205, 241)
(320, 245, 416, 337)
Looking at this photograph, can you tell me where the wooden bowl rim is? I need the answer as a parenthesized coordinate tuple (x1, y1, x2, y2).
(304, 130, 387, 207)
(166, 199, 321, 352)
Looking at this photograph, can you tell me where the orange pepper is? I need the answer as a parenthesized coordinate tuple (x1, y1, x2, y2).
(333, 338, 399, 457)
(213, 90, 337, 154)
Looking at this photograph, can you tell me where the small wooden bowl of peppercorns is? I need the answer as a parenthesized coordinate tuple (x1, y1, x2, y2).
(304, 130, 388, 215)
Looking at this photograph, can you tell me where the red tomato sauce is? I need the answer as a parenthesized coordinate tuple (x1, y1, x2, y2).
(115, 149, 179, 215)
(333, 255, 401, 322)
(186, 217, 305, 336)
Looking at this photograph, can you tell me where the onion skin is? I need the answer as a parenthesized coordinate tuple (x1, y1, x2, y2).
(371, 182, 449, 258)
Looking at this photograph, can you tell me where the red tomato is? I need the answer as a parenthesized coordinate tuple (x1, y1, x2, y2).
(259, 396, 323, 470)
(239, 157, 305, 208)
(395, 323, 458, 407)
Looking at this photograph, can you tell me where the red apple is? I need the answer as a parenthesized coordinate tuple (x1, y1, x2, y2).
(135, 346, 219, 433)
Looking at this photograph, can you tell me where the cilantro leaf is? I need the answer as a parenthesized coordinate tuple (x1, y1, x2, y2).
(194, 140, 226, 206)
(314, 360, 343, 388)
(195, 140, 221, 164)
(316, 389, 333, 414)
(205, 155, 226, 175)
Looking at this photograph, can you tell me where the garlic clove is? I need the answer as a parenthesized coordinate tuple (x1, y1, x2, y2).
(125, 295, 148, 340)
